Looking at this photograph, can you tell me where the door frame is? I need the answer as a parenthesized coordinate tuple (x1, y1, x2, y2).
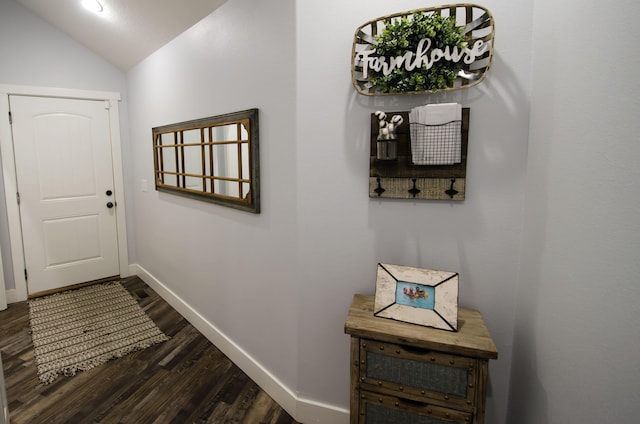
(0, 84, 129, 302)
(0, 241, 6, 311)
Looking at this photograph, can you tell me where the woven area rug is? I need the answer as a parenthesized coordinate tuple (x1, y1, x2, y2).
(28, 281, 169, 385)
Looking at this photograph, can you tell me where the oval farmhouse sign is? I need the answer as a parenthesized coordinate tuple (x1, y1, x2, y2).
(351, 4, 495, 96)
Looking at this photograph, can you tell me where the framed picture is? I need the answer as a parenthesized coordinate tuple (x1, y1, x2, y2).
(374, 263, 459, 331)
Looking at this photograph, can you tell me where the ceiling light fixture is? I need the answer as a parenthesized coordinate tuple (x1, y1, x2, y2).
(82, 0, 104, 13)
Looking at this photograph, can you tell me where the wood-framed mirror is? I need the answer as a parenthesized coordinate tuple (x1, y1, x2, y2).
(152, 108, 260, 213)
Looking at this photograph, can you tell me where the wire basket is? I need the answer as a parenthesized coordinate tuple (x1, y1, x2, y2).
(410, 121, 462, 165)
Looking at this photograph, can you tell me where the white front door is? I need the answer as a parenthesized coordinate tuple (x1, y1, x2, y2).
(9, 95, 120, 295)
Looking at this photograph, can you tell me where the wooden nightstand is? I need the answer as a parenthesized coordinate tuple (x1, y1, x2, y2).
(344, 294, 498, 424)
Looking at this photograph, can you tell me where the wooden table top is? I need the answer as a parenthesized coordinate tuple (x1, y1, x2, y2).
(345, 294, 498, 360)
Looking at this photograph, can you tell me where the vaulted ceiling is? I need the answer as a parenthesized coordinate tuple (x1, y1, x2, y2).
(16, 0, 227, 70)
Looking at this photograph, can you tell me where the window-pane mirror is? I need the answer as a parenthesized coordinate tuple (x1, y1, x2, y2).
(152, 109, 260, 213)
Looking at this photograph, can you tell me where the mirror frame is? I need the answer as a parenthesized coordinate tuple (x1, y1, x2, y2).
(152, 108, 260, 213)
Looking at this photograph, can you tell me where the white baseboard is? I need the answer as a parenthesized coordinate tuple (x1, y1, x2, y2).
(130, 264, 349, 424)
(296, 397, 351, 424)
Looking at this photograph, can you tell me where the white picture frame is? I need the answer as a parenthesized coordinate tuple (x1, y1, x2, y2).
(374, 263, 459, 331)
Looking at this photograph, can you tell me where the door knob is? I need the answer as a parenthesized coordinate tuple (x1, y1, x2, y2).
(106, 202, 114, 208)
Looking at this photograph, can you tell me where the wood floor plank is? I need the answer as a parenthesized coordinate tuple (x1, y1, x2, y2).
(0, 277, 299, 424)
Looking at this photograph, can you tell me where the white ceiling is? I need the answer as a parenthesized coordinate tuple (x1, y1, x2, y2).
(16, 0, 228, 70)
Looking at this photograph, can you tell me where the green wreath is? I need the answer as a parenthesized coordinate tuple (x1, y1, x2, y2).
(370, 12, 467, 93)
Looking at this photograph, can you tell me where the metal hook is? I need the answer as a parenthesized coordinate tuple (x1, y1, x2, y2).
(374, 177, 386, 197)
(408, 178, 421, 198)
(445, 179, 458, 199)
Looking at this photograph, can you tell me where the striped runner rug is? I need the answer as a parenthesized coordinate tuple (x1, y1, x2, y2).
(28, 281, 169, 385)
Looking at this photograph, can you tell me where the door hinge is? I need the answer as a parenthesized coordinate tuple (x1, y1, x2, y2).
(16, 192, 20, 205)
(24, 269, 27, 281)
(104, 100, 111, 110)
(8, 111, 12, 125)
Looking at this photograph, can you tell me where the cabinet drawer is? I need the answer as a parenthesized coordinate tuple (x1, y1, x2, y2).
(359, 390, 472, 424)
(359, 339, 477, 409)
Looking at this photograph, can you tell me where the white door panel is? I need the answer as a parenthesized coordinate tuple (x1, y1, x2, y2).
(33, 112, 98, 199)
(9, 96, 119, 294)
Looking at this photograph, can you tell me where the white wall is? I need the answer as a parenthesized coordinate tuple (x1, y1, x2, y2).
(130, 0, 532, 422)
(127, 0, 299, 406)
(128, 0, 533, 419)
(0, 0, 130, 291)
(508, 0, 640, 423)
(296, 1, 532, 422)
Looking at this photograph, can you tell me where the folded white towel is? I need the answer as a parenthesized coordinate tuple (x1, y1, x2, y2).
(424, 103, 461, 125)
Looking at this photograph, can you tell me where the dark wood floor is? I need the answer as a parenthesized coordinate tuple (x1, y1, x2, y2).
(0, 277, 299, 424)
